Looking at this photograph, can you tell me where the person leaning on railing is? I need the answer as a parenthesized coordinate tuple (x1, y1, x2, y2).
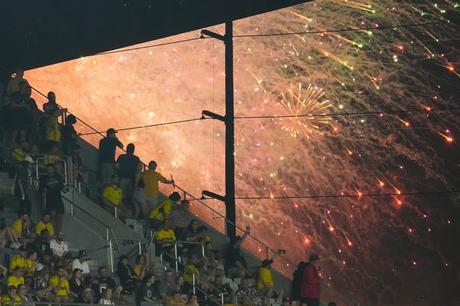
(148, 191, 181, 231)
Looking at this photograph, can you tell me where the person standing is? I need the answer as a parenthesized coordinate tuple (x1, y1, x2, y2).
(116, 143, 141, 209)
(98, 128, 123, 185)
(300, 254, 321, 306)
(140, 160, 174, 208)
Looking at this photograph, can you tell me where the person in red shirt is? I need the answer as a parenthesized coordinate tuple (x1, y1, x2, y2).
(300, 254, 321, 306)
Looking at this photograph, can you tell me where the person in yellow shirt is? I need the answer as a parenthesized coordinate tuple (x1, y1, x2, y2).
(141, 160, 174, 206)
(7, 268, 25, 288)
(23, 249, 37, 277)
(102, 175, 129, 218)
(148, 192, 181, 230)
(257, 259, 274, 290)
(102, 175, 123, 207)
(9, 247, 27, 270)
(46, 109, 62, 145)
(35, 214, 55, 237)
(11, 212, 31, 238)
(1, 286, 22, 306)
(50, 266, 71, 302)
(183, 255, 200, 284)
(154, 222, 176, 258)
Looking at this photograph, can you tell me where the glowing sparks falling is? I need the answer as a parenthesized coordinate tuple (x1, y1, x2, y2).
(278, 83, 332, 138)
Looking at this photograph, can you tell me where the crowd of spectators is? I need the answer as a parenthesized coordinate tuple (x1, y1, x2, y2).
(0, 70, 337, 306)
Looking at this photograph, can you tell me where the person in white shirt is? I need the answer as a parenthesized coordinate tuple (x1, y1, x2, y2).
(72, 250, 91, 275)
(49, 232, 69, 257)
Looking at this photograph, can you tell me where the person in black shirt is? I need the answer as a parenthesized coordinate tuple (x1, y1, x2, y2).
(116, 143, 141, 210)
(98, 128, 123, 185)
(116, 255, 136, 294)
(69, 268, 85, 301)
(135, 273, 159, 306)
(91, 266, 119, 301)
(43, 165, 65, 232)
(61, 114, 77, 154)
(33, 229, 52, 260)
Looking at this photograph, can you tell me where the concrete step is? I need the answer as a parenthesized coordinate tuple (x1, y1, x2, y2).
(0, 172, 11, 179)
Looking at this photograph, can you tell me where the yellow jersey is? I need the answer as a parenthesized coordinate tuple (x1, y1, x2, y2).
(154, 229, 176, 241)
(0, 294, 22, 306)
(257, 266, 274, 289)
(9, 255, 25, 270)
(11, 219, 23, 236)
(7, 275, 25, 288)
(35, 220, 55, 236)
(50, 275, 70, 296)
(141, 170, 166, 197)
(102, 185, 122, 206)
(148, 199, 173, 221)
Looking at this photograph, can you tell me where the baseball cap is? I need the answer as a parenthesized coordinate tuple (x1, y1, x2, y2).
(106, 128, 117, 135)
(78, 250, 88, 257)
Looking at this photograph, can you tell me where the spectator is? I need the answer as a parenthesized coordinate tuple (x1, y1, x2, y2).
(0, 218, 20, 249)
(133, 179, 148, 219)
(6, 68, 29, 96)
(49, 231, 69, 258)
(116, 143, 141, 208)
(183, 254, 200, 287)
(236, 277, 259, 305)
(213, 274, 234, 304)
(69, 268, 85, 301)
(102, 174, 126, 217)
(1, 286, 22, 305)
(71, 250, 91, 276)
(61, 114, 77, 154)
(9, 247, 27, 271)
(45, 108, 62, 148)
(92, 266, 119, 302)
(292, 261, 307, 300)
(33, 229, 52, 260)
(180, 219, 200, 243)
(167, 292, 187, 306)
(187, 295, 200, 306)
(33, 287, 49, 305)
(154, 222, 176, 258)
(116, 255, 135, 293)
(42, 165, 65, 232)
(158, 270, 178, 301)
(35, 214, 55, 237)
(79, 287, 95, 304)
(11, 211, 31, 243)
(7, 267, 25, 288)
(17, 283, 33, 303)
(167, 200, 191, 236)
(224, 226, 250, 277)
(43, 143, 61, 166)
(50, 265, 71, 302)
(99, 287, 115, 305)
(133, 255, 147, 281)
(135, 273, 159, 306)
(24, 249, 38, 277)
(148, 191, 181, 230)
(257, 259, 275, 302)
(300, 254, 321, 306)
(98, 128, 123, 185)
(42, 91, 59, 115)
(140, 160, 174, 208)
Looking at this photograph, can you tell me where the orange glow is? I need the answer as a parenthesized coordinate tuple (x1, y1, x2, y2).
(437, 131, 454, 143)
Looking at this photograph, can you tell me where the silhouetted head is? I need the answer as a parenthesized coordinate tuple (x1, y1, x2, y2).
(47, 91, 56, 102)
(66, 114, 77, 124)
(15, 69, 24, 78)
(169, 192, 181, 202)
(148, 160, 157, 170)
(126, 143, 135, 154)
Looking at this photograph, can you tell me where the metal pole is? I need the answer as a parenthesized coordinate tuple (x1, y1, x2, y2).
(138, 241, 142, 255)
(109, 240, 114, 272)
(174, 243, 179, 274)
(192, 273, 196, 295)
(224, 20, 236, 239)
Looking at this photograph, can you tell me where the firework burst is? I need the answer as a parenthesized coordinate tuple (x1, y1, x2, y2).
(278, 83, 332, 138)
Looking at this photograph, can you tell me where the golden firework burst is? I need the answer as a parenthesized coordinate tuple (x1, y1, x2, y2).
(278, 83, 332, 138)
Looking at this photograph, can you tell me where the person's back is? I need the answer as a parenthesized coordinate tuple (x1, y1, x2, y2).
(117, 153, 140, 179)
(300, 255, 321, 306)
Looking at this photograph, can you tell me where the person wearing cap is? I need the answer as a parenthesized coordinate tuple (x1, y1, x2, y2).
(98, 128, 123, 185)
(50, 231, 69, 257)
(300, 254, 321, 306)
(72, 250, 91, 275)
(7, 68, 29, 96)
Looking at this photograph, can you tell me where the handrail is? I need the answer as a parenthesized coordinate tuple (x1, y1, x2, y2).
(18, 78, 296, 272)
(61, 194, 109, 233)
